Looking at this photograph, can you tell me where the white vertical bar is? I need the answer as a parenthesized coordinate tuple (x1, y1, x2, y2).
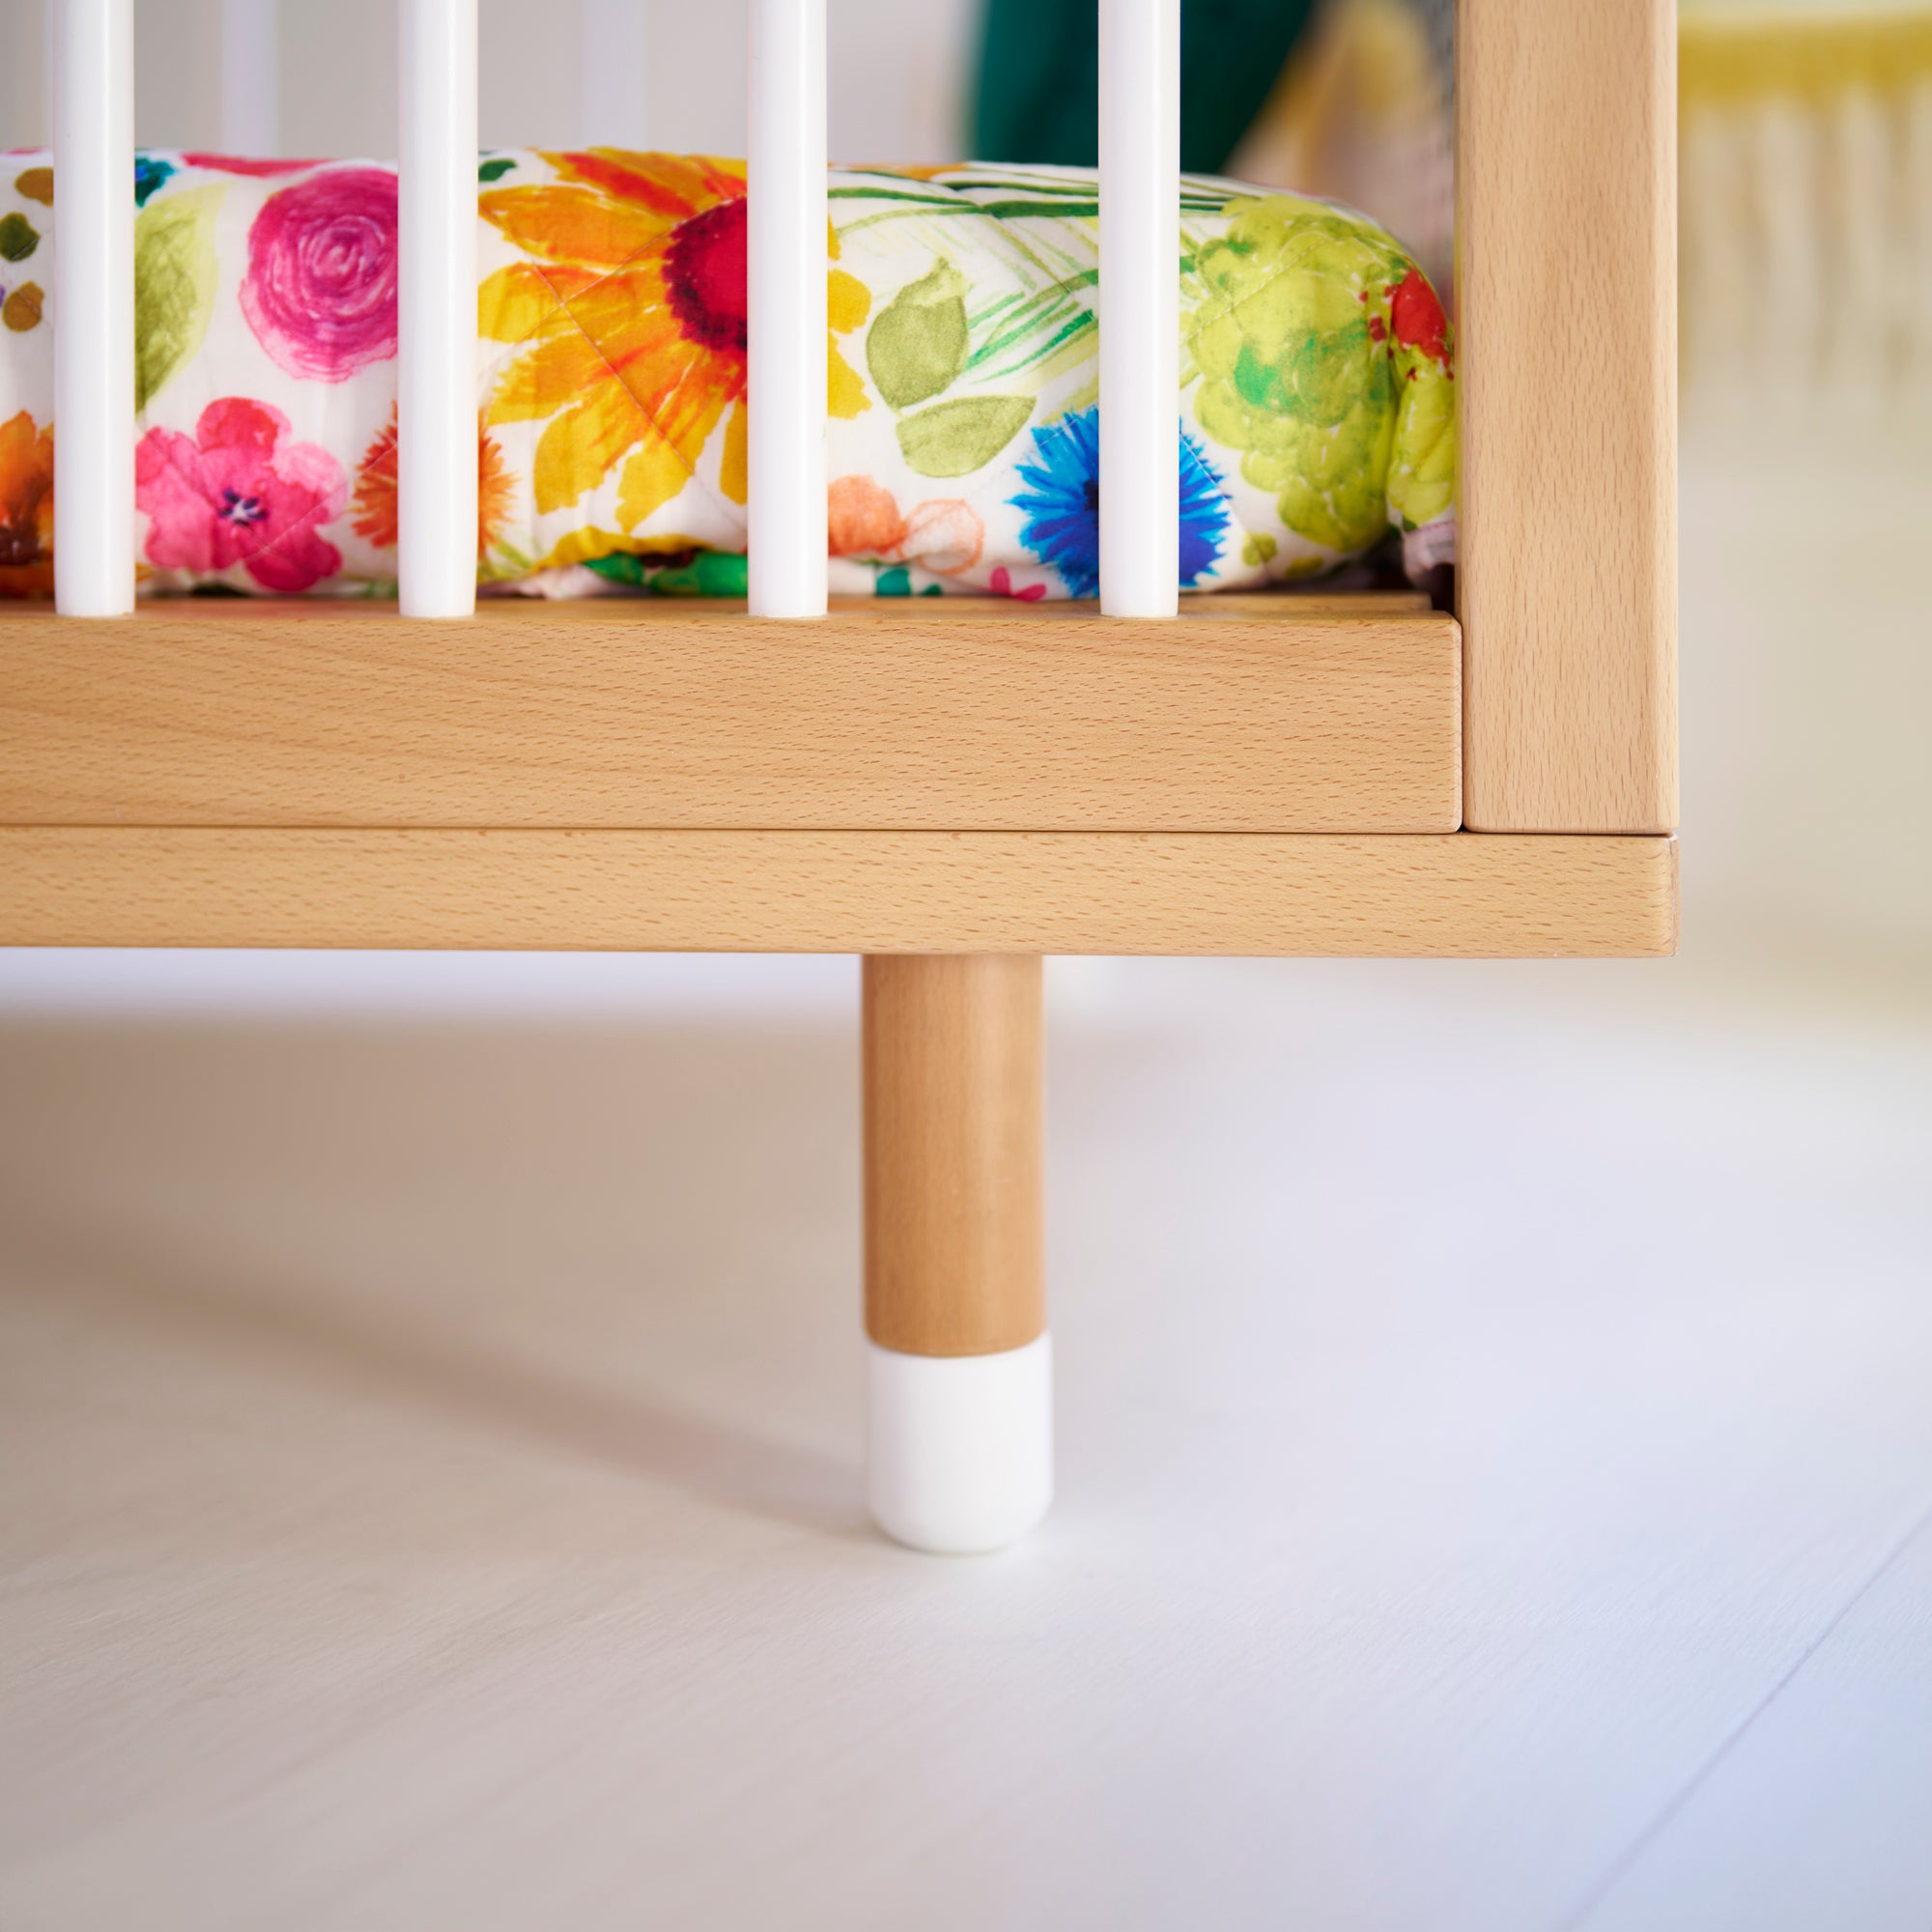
(399, 0, 478, 619)
(580, 0, 648, 151)
(220, 0, 280, 157)
(54, 0, 135, 617)
(748, 0, 826, 619)
(1098, 0, 1179, 616)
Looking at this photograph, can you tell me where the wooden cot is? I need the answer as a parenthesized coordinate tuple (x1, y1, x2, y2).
(0, 0, 1676, 1549)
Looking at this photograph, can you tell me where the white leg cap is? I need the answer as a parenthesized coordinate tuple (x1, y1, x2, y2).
(867, 1334, 1053, 1553)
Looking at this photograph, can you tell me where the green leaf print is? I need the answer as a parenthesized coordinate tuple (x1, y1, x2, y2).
(867, 257, 971, 411)
(134, 184, 223, 412)
(0, 213, 41, 262)
(896, 395, 1035, 478)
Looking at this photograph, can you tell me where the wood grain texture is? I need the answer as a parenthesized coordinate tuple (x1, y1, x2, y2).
(0, 828, 1678, 956)
(0, 597, 1460, 834)
(1457, 0, 1679, 833)
(864, 955, 1044, 1357)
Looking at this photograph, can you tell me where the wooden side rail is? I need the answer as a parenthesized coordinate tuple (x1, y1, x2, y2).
(0, 827, 1677, 956)
(0, 599, 1460, 835)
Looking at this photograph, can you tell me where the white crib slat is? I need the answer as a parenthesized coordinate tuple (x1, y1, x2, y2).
(53, 0, 135, 617)
(1098, 0, 1179, 617)
(399, 0, 478, 620)
(747, 0, 827, 619)
(220, 0, 280, 157)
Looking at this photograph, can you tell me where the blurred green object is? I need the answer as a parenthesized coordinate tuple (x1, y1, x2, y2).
(972, 0, 1318, 175)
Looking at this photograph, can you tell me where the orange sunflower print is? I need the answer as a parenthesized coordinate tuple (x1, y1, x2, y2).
(351, 407, 514, 560)
(477, 150, 869, 547)
(0, 409, 55, 597)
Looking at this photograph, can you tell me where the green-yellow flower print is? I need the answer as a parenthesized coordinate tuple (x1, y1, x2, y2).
(1186, 194, 1455, 554)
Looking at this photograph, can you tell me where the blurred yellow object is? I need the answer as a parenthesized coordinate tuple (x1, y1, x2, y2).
(1682, 8, 1932, 104)
(1678, 6, 1932, 423)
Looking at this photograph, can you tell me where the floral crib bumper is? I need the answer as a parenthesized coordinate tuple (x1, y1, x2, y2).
(0, 148, 1456, 600)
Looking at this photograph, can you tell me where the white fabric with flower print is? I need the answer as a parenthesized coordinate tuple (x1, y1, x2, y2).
(0, 148, 1457, 602)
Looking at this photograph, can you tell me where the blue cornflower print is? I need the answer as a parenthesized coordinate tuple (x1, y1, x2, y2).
(1010, 405, 1230, 599)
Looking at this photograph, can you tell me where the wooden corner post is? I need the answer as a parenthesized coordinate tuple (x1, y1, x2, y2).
(1457, 0, 1679, 833)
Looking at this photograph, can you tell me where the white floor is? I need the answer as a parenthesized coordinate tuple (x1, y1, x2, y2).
(1, 949, 1927, 1931)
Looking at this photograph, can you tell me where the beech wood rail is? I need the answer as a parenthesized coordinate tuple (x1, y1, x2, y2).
(0, 598, 1457, 836)
(0, 592, 1677, 959)
(0, 825, 1678, 958)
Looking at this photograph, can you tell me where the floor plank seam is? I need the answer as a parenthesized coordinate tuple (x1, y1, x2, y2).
(1549, 1497, 1932, 1932)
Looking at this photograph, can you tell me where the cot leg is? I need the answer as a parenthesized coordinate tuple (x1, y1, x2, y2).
(863, 953, 1051, 1553)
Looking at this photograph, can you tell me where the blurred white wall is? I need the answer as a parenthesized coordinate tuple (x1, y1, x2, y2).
(1678, 3, 1932, 979)
(1682, 430, 1932, 977)
(2, 0, 978, 160)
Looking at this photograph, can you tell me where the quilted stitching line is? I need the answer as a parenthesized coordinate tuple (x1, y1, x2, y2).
(503, 247, 747, 539)
(145, 429, 353, 587)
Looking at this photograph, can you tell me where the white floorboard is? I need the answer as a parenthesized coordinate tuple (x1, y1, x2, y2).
(1574, 1511, 1932, 1932)
(0, 954, 1927, 1931)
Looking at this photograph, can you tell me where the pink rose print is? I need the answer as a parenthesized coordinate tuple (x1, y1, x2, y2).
(240, 166, 399, 383)
(136, 397, 347, 592)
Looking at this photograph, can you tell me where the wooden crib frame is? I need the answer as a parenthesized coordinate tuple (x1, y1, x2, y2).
(0, 0, 1675, 1549)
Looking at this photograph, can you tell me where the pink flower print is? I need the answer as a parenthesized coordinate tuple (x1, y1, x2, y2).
(136, 397, 347, 592)
(183, 152, 327, 177)
(987, 565, 1045, 601)
(240, 166, 399, 383)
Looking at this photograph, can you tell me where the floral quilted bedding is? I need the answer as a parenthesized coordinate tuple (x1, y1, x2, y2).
(0, 148, 1455, 600)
